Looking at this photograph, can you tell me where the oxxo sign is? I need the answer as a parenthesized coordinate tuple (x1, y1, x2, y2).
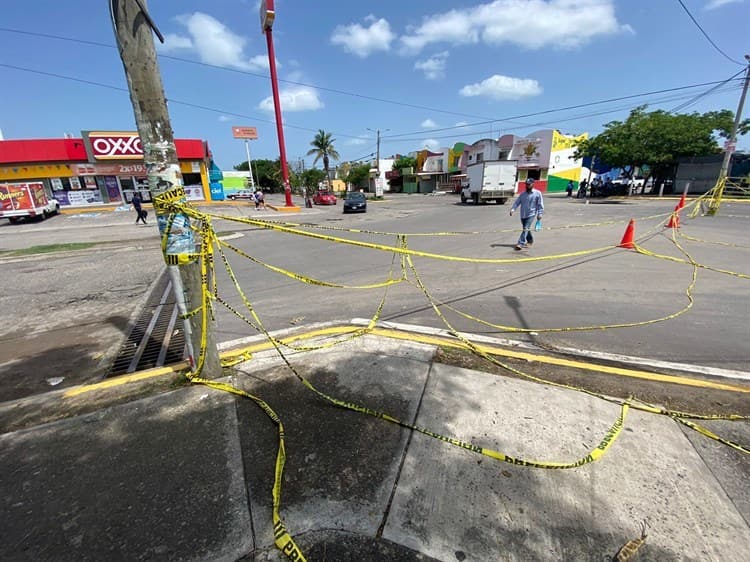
(82, 131, 144, 161)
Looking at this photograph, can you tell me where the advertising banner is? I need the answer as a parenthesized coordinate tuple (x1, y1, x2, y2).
(231, 126, 258, 140)
(514, 138, 542, 168)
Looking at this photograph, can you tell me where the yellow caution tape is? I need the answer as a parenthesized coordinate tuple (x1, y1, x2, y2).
(205, 209, 671, 238)
(400, 241, 749, 449)
(161, 195, 750, 561)
(678, 231, 750, 249)
(218, 238, 406, 290)
(184, 375, 306, 562)
(635, 245, 750, 279)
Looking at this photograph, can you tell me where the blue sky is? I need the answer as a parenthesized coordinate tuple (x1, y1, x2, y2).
(1, 0, 748, 170)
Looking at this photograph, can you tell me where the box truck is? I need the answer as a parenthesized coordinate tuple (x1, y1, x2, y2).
(0, 182, 60, 223)
(461, 160, 518, 205)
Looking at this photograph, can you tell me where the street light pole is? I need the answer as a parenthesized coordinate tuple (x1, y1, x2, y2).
(244, 139, 255, 189)
(260, 0, 294, 207)
(709, 54, 750, 215)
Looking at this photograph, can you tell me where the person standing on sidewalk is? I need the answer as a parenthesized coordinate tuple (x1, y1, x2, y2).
(510, 178, 544, 250)
(131, 192, 147, 224)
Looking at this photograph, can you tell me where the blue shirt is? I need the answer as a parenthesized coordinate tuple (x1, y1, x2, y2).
(511, 189, 544, 219)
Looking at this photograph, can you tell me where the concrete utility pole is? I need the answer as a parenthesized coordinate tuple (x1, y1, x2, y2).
(367, 127, 389, 193)
(111, 0, 220, 376)
(710, 54, 750, 215)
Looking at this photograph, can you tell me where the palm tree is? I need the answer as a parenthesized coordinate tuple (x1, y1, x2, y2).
(306, 130, 340, 185)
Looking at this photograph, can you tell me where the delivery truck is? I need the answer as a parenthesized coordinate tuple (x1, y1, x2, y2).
(0, 182, 60, 223)
(461, 160, 518, 205)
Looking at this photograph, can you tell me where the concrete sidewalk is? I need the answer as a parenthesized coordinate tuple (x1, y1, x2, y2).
(1, 335, 748, 561)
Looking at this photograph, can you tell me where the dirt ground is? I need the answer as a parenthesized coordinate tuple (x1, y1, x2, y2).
(0, 244, 164, 402)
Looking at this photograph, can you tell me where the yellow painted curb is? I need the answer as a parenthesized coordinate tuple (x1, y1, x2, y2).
(267, 204, 301, 213)
(63, 325, 750, 399)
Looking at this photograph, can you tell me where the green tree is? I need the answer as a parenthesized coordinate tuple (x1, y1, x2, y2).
(337, 161, 352, 180)
(346, 164, 371, 189)
(234, 158, 283, 191)
(300, 168, 327, 191)
(306, 130, 340, 181)
(392, 156, 416, 171)
(575, 106, 748, 190)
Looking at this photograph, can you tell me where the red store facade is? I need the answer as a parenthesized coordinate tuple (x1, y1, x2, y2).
(0, 131, 212, 207)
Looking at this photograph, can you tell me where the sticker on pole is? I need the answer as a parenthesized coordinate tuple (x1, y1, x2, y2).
(154, 185, 199, 265)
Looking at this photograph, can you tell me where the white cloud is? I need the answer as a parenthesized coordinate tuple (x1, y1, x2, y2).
(455, 121, 469, 127)
(421, 118, 438, 129)
(218, 115, 232, 122)
(258, 86, 323, 112)
(346, 136, 369, 146)
(161, 33, 193, 51)
(705, 0, 743, 9)
(400, 0, 628, 53)
(459, 74, 542, 100)
(414, 51, 449, 80)
(247, 55, 271, 70)
(331, 15, 395, 57)
(423, 139, 441, 151)
(159, 12, 271, 71)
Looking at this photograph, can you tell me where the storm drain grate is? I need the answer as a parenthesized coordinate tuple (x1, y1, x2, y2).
(106, 270, 185, 377)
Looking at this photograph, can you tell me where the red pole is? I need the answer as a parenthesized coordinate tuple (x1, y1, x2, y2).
(265, 28, 293, 207)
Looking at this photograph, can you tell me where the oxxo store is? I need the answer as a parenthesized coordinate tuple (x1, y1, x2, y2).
(0, 131, 212, 207)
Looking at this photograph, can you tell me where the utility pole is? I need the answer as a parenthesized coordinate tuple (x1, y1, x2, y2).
(375, 129, 381, 174)
(375, 129, 380, 194)
(709, 54, 750, 215)
(111, 0, 220, 376)
(367, 127, 389, 194)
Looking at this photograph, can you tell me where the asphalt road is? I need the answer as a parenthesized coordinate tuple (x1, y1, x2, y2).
(211, 193, 750, 372)
(0, 193, 748, 402)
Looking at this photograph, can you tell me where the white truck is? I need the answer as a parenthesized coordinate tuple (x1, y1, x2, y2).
(461, 160, 518, 205)
(0, 182, 60, 223)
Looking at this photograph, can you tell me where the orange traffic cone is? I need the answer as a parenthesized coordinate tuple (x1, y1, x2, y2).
(619, 218, 636, 249)
(676, 193, 686, 210)
(666, 204, 681, 229)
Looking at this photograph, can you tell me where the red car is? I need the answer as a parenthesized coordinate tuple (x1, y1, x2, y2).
(312, 190, 337, 205)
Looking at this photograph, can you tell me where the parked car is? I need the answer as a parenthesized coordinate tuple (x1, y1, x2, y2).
(313, 190, 337, 205)
(343, 191, 367, 213)
(227, 189, 256, 200)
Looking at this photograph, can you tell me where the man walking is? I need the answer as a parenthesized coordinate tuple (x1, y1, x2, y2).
(510, 178, 544, 250)
(131, 192, 147, 224)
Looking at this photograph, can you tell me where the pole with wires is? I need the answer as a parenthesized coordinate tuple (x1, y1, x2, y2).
(111, 0, 220, 376)
(709, 55, 750, 215)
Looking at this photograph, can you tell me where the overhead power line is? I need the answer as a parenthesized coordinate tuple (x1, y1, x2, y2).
(0, 63, 362, 139)
(379, 82, 743, 145)
(0, 27, 493, 121)
(669, 68, 747, 112)
(381, 78, 745, 139)
(675, 0, 745, 66)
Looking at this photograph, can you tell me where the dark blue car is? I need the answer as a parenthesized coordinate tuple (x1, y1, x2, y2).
(343, 192, 367, 213)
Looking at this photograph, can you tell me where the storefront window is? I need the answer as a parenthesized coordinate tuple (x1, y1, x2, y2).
(96, 176, 122, 203)
(183, 172, 205, 201)
(48, 176, 103, 206)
